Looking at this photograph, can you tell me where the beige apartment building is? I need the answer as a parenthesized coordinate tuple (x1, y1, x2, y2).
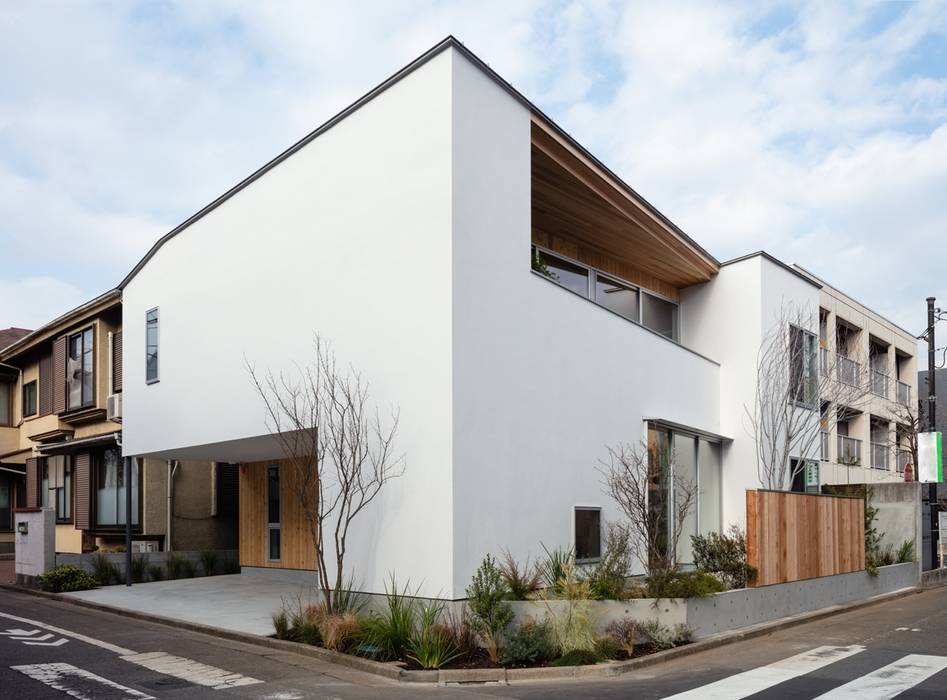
(796, 267, 918, 487)
(0, 290, 236, 554)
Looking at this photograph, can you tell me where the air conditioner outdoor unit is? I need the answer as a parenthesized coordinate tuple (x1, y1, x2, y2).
(107, 393, 122, 422)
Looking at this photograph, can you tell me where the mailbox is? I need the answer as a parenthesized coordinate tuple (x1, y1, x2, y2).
(17, 521, 28, 535)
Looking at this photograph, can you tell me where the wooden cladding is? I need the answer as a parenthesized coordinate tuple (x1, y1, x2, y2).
(38, 355, 53, 416)
(112, 331, 122, 393)
(52, 336, 66, 414)
(239, 460, 317, 570)
(25, 457, 39, 508)
(73, 452, 90, 529)
(746, 490, 865, 587)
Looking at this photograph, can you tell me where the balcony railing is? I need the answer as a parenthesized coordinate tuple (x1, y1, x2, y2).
(871, 442, 889, 470)
(897, 380, 911, 406)
(837, 355, 860, 387)
(837, 435, 863, 465)
(896, 449, 911, 474)
(821, 430, 830, 461)
(870, 370, 888, 399)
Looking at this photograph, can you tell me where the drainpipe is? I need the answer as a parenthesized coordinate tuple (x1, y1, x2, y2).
(167, 460, 179, 551)
(107, 331, 113, 396)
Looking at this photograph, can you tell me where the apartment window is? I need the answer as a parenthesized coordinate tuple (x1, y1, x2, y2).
(22, 380, 37, 418)
(789, 325, 818, 407)
(267, 465, 281, 561)
(594, 274, 639, 322)
(0, 477, 11, 531)
(574, 507, 601, 562)
(67, 328, 94, 409)
(95, 448, 139, 527)
(641, 292, 679, 340)
(54, 459, 71, 522)
(41, 460, 49, 508)
(0, 382, 10, 426)
(146, 308, 159, 383)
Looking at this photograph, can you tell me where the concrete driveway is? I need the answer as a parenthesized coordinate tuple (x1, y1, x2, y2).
(64, 572, 323, 636)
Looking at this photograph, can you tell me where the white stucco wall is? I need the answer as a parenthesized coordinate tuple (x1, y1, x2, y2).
(122, 50, 456, 597)
(449, 53, 721, 597)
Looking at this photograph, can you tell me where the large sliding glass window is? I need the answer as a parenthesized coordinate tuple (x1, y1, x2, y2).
(698, 439, 722, 535)
(674, 432, 699, 564)
(267, 465, 281, 561)
(67, 328, 94, 409)
(95, 448, 139, 527)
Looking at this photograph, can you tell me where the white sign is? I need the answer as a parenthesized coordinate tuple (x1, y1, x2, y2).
(918, 432, 944, 483)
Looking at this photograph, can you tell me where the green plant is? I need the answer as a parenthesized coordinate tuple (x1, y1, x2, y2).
(200, 550, 219, 576)
(593, 634, 618, 661)
(331, 574, 368, 615)
(671, 623, 695, 645)
(584, 522, 631, 600)
(531, 248, 557, 279)
(272, 610, 291, 640)
(360, 576, 418, 661)
(147, 564, 165, 582)
(91, 553, 120, 585)
(604, 617, 637, 656)
(640, 619, 675, 650)
(466, 555, 515, 664)
(691, 524, 756, 589)
(408, 605, 463, 670)
(499, 549, 542, 600)
(552, 648, 599, 666)
(223, 558, 240, 575)
(279, 596, 325, 646)
(540, 560, 596, 654)
(862, 486, 885, 576)
(37, 565, 98, 593)
(646, 570, 725, 599)
(442, 607, 479, 658)
(539, 545, 574, 596)
(130, 555, 148, 583)
(897, 539, 915, 564)
(878, 543, 896, 567)
(500, 620, 555, 666)
(166, 554, 185, 580)
(322, 613, 363, 653)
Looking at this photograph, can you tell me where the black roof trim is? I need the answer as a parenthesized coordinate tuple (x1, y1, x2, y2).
(721, 251, 822, 289)
(119, 36, 719, 289)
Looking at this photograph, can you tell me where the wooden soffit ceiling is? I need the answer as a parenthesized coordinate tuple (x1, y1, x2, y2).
(530, 118, 718, 289)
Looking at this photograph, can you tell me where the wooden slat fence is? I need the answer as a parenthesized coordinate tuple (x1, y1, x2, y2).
(746, 490, 865, 587)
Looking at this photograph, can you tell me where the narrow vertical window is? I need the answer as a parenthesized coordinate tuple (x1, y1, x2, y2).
(146, 308, 159, 384)
(66, 328, 94, 409)
(22, 380, 37, 418)
(267, 465, 281, 561)
(574, 507, 601, 562)
(0, 382, 10, 426)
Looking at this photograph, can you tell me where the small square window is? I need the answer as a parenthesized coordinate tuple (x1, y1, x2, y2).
(575, 507, 601, 562)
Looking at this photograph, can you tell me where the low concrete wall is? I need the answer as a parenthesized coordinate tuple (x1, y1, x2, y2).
(15, 507, 55, 585)
(56, 549, 238, 578)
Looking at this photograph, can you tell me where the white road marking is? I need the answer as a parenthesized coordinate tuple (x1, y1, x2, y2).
(121, 651, 262, 690)
(813, 654, 947, 698)
(661, 645, 867, 699)
(24, 637, 69, 647)
(0, 612, 131, 654)
(11, 662, 154, 699)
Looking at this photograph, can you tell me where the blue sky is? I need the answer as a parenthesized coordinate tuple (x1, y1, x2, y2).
(1, 1, 946, 340)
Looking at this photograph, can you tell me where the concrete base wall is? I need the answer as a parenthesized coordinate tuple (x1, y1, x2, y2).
(56, 549, 238, 578)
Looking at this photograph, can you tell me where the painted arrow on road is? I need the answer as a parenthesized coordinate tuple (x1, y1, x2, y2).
(0, 628, 41, 636)
(2, 628, 69, 646)
(23, 637, 69, 647)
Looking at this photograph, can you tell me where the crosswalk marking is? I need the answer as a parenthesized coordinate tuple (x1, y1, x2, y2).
(813, 654, 947, 698)
(12, 662, 154, 700)
(662, 645, 866, 699)
(121, 651, 262, 690)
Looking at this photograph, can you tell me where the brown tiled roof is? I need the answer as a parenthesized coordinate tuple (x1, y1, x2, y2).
(0, 327, 31, 352)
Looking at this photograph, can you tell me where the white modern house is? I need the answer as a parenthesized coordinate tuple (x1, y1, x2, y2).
(117, 37, 916, 599)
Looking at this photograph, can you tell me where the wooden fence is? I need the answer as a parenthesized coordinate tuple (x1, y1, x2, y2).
(746, 490, 865, 587)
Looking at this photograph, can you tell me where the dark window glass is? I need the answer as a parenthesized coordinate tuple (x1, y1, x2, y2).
(269, 528, 281, 561)
(0, 382, 11, 426)
(789, 325, 818, 406)
(641, 293, 679, 340)
(41, 460, 49, 508)
(67, 329, 94, 409)
(533, 248, 589, 297)
(648, 425, 671, 567)
(575, 508, 601, 561)
(56, 461, 72, 521)
(595, 274, 639, 321)
(267, 466, 280, 524)
(146, 309, 159, 383)
(22, 381, 37, 418)
(0, 477, 11, 530)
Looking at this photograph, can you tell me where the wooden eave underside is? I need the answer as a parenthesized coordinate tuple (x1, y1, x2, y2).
(530, 118, 718, 290)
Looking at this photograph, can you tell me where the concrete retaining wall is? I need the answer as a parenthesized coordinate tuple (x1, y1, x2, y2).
(56, 549, 238, 578)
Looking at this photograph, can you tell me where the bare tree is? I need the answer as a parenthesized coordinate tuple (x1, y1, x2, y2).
(878, 398, 923, 479)
(247, 335, 405, 611)
(746, 302, 875, 490)
(598, 442, 696, 577)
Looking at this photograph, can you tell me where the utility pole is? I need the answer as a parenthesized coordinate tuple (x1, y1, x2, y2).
(927, 297, 938, 569)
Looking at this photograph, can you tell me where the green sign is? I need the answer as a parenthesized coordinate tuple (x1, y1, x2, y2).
(918, 432, 944, 483)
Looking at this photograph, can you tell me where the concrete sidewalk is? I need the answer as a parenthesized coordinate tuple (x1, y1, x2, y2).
(64, 573, 320, 636)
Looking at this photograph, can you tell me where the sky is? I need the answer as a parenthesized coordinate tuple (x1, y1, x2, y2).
(1, 1, 946, 343)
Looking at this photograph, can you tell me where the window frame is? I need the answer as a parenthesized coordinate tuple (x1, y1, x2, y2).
(55, 459, 72, 523)
(573, 506, 602, 564)
(0, 381, 11, 427)
(789, 324, 819, 409)
(22, 380, 37, 418)
(92, 448, 141, 531)
(145, 307, 160, 385)
(66, 326, 95, 410)
(266, 464, 281, 562)
(531, 245, 681, 341)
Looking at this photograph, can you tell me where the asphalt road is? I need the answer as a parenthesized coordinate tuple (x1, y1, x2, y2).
(3, 586, 947, 699)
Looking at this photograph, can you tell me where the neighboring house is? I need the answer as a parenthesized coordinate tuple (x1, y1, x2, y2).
(1, 327, 32, 553)
(0, 291, 237, 554)
(115, 38, 917, 599)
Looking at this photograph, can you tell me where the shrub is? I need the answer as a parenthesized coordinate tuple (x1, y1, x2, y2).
(541, 561, 596, 654)
(147, 564, 165, 582)
(272, 610, 291, 640)
(671, 623, 695, 645)
(360, 576, 418, 661)
(166, 554, 185, 580)
(200, 550, 219, 576)
(322, 613, 363, 654)
(442, 607, 478, 658)
(131, 555, 148, 583)
(37, 565, 98, 593)
(593, 634, 618, 661)
(499, 549, 541, 600)
(691, 525, 756, 589)
(646, 570, 725, 599)
(538, 545, 574, 596)
(897, 539, 915, 564)
(639, 619, 675, 650)
(500, 620, 555, 666)
(466, 555, 514, 664)
(878, 543, 896, 567)
(91, 553, 119, 585)
(552, 649, 599, 666)
(604, 617, 637, 656)
(408, 606, 463, 670)
(584, 523, 631, 600)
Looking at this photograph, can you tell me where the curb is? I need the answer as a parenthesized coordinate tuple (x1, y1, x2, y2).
(0, 582, 923, 684)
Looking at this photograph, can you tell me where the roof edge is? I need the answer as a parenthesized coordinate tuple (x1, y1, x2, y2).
(721, 251, 822, 289)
